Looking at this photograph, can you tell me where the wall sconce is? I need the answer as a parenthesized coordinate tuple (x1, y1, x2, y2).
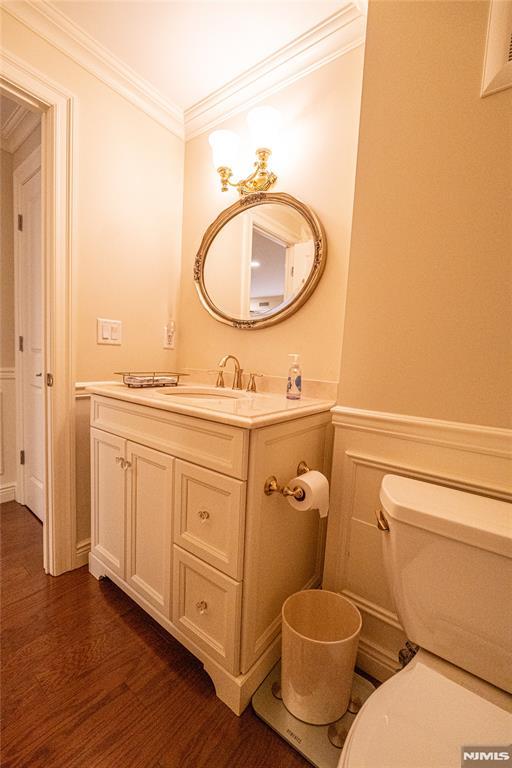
(209, 106, 281, 196)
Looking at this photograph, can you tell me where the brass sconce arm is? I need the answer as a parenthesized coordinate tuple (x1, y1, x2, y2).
(217, 148, 277, 196)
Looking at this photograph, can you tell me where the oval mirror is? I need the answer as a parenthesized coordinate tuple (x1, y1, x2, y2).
(194, 192, 327, 329)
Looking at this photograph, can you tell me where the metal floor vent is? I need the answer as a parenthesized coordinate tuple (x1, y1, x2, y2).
(481, 0, 512, 96)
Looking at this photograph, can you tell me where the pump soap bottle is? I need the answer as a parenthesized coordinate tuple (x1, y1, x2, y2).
(286, 354, 302, 400)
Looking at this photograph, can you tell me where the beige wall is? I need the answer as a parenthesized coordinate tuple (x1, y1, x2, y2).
(1, 10, 184, 383)
(338, 0, 512, 428)
(1, 9, 184, 553)
(1, 148, 14, 368)
(177, 48, 365, 386)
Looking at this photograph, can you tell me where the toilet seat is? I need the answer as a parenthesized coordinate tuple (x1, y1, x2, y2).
(338, 651, 512, 768)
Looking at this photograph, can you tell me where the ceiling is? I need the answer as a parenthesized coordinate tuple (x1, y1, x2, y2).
(0, 93, 40, 153)
(50, 1, 345, 110)
(1, 94, 20, 128)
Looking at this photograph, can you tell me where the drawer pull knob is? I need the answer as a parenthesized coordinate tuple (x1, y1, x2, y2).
(198, 509, 210, 522)
(196, 600, 208, 614)
(115, 457, 132, 470)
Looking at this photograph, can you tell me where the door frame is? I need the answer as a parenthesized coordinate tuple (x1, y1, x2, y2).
(1, 49, 77, 575)
(13, 146, 43, 514)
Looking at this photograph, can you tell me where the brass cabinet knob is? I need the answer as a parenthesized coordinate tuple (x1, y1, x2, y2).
(198, 509, 210, 522)
(196, 600, 208, 614)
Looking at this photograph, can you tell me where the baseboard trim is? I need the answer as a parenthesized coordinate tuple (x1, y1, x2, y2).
(0, 483, 17, 503)
(75, 537, 91, 567)
(357, 635, 398, 682)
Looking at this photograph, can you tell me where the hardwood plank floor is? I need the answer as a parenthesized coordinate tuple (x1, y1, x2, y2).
(0, 501, 309, 768)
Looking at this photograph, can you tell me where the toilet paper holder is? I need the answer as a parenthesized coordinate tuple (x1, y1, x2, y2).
(264, 461, 310, 500)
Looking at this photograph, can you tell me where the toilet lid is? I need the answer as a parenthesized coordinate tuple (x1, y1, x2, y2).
(339, 660, 512, 768)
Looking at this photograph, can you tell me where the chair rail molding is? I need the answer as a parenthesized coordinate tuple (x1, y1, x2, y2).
(324, 405, 512, 681)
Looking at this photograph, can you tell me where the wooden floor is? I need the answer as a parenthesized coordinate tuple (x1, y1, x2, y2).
(1, 501, 309, 768)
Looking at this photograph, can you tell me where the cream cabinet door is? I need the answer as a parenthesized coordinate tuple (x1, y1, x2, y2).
(125, 441, 174, 615)
(90, 427, 126, 577)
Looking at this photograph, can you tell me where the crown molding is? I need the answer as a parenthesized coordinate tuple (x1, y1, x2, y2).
(1, 104, 40, 152)
(2, 0, 185, 138)
(184, 3, 367, 140)
(2, 1, 366, 142)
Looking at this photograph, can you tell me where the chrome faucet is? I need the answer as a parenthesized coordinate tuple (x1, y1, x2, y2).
(217, 354, 243, 389)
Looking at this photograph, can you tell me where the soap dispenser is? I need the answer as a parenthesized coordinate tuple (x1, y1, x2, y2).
(286, 354, 302, 400)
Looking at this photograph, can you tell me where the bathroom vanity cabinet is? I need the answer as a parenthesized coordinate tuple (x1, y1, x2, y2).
(88, 387, 332, 714)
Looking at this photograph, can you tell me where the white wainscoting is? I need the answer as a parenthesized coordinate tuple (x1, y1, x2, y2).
(0, 368, 17, 503)
(323, 406, 512, 682)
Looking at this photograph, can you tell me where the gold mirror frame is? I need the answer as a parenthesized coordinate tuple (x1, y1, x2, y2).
(193, 192, 327, 329)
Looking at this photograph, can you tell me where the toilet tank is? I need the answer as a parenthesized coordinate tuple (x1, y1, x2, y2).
(379, 475, 512, 693)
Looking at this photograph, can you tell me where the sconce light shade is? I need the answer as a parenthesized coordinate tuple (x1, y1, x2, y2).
(247, 106, 282, 150)
(208, 130, 240, 170)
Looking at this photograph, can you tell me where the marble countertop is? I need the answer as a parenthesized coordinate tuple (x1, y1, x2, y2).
(85, 383, 335, 429)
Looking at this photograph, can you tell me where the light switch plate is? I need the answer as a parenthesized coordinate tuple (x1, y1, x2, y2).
(97, 318, 122, 345)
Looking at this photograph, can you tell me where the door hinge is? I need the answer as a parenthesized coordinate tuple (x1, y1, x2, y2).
(46, 373, 54, 387)
(18, 335, 23, 352)
(291, 265, 295, 277)
(17, 214, 23, 231)
(20, 450, 25, 465)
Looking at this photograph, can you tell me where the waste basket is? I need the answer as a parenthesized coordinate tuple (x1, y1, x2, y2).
(281, 589, 362, 725)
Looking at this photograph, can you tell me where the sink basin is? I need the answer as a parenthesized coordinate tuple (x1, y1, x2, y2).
(156, 386, 248, 400)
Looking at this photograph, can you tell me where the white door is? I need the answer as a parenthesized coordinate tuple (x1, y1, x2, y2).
(16, 151, 44, 521)
(90, 428, 126, 577)
(285, 240, 314, 299)
(126, 442, 174, 614)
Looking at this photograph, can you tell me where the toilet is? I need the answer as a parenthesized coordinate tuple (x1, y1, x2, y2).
(338, 475, 512, 768)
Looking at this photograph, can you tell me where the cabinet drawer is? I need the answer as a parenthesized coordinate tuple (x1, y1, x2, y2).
(174, 460, 245, 579)
(172, 547, 241, 674)
(90, 396, 248, 479)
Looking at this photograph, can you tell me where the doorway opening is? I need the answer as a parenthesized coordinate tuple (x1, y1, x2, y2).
(1, 92, 44, 538)
(1, 52, 76, 576)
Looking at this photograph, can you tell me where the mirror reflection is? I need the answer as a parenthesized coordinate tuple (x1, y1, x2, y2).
(203, 204, 315, 322)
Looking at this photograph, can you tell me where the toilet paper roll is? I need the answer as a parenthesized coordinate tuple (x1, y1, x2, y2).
(286, 470, 329, 518)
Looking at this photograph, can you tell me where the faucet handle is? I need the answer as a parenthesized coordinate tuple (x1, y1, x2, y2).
(208, 368, 225, 388)
(216, 370, 225, 388)
(246, 372, 263, 392)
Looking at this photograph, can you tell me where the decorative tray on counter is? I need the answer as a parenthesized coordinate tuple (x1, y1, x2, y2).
(114, 371, 189, 388)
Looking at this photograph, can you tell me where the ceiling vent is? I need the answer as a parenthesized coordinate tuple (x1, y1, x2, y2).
(481, 0, 512, 96)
